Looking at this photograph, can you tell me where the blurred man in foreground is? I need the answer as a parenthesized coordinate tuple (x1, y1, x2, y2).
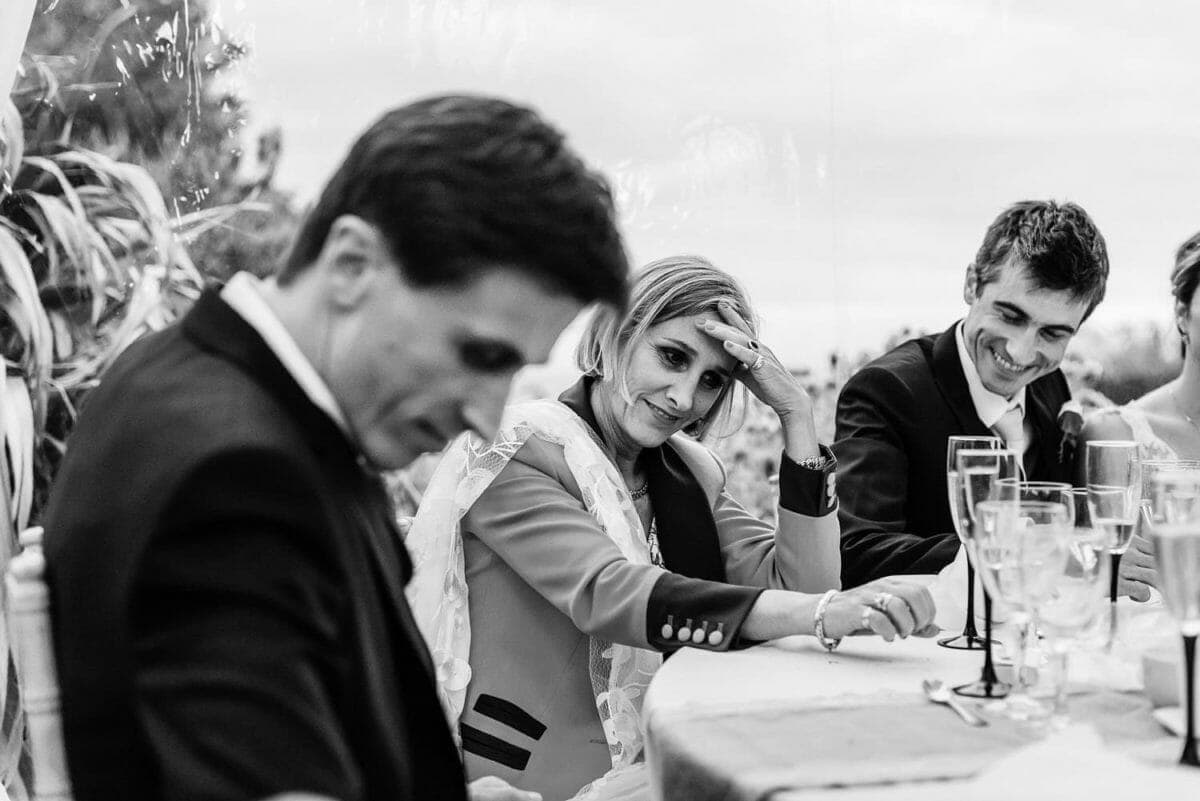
(42, 95, 628, 801)
(834, 199, 1152, 599)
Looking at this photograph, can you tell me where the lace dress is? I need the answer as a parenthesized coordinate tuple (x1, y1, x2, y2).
(1115, 405, 1178, 462)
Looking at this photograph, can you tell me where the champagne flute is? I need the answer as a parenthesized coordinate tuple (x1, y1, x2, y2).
(943, 435, 1002, 650)
(952, 448, 1019, 699)
(1085, 441, 1141, 648)
(1141, 459, 1200, 503)
(974, 499, 1071, 720)
(1148, 467, 1200, 766)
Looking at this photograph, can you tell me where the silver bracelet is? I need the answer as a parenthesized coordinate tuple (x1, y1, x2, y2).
(813, 589, 841, 652)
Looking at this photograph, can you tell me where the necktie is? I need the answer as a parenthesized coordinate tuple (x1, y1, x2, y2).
(992, 405, 1027, 458)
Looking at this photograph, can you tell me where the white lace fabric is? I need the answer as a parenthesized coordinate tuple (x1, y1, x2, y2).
(1115, 405, 1178, 462)
(405, 399, 662, 798)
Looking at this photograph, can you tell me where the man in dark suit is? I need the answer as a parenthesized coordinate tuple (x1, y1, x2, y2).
(42, 95, 628, 801)
(834, 200, 1153, 595)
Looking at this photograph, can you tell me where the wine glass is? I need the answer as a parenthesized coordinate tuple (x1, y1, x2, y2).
(1037, 526, 1110, 726)
(992, 480, 1075, 522)
(1085, 441, 1141, 648)
(974, 498, 1072, 720)
(952, 448, 1019, 699)
(1141, 459, 1200, 503)
(943, 435, 1002, 650)
(1148, 467, 1200, 766)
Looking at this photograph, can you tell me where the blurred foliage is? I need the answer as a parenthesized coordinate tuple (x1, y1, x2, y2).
(1071, 322, 1179, 407)
(15, 0, 300, 281)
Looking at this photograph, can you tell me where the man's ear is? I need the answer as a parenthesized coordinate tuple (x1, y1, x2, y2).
(316, 215, 388, 309)
(962, 263, 978, 305)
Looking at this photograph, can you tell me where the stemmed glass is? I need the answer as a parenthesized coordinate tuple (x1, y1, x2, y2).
(1147, 467, 1200, 767)
(943, 435, 1002, 650)
(973, 499, 1072, 720)
(1085, 441, 1141, 648)
(951, 448, 1019, 698)
(1037, 525, 1110, 726)
(990, 480, 1075, 694)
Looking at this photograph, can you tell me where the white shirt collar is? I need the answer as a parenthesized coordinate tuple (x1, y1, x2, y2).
(220, 272, 351, 435)
(954, 321, 1025, 428)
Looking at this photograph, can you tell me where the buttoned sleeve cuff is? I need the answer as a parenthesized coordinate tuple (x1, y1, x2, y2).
(777, 444, 837, 517)
(645, 573, 764, 652)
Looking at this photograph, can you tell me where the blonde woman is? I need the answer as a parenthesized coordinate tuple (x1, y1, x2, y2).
(408, 256, 937, 800)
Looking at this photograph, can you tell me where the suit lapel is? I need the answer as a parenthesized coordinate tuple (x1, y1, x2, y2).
(927, 323, 993, 437)
(181, 289, 360, 466)
(646, 443, 726, 581)
(557, 377, 726, 581)
(1025, 378, 1065, 480)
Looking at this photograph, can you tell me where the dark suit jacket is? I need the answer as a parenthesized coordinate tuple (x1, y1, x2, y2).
(42, 291, 466, 801)
(833, 323, 1073, 588)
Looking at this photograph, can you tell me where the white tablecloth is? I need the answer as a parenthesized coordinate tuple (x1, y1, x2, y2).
(643, 598, 1198, 800)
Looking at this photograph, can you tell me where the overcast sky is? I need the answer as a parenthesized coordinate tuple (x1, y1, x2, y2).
(222, 0, 1200, 371)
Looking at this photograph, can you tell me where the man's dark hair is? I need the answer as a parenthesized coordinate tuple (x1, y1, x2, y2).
(972, 200, 1109, 313)
(279, 95, 628, 307)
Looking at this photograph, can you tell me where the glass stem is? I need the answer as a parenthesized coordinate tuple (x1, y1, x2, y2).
(981, 593, 1000, 693)
(1183, 634, 1199, 767)
(1052, 649, 1069, 721)
(1108, 551, 1122, 648)
(964, 562, 979, 640)
(1010, 615, 1031, 698)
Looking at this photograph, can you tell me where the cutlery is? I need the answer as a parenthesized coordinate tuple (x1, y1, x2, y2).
(922, 678, 987, 726)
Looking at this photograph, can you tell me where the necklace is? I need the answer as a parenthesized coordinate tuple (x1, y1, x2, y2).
(1174, 390, 1200, 435)
(629, 480, 649, 500)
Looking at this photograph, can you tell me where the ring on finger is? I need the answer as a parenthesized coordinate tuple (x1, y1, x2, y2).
(748, 339, 760, 351)
(861, 606, 873, 631)
(750, 354, 765, 371)
(872, 592, 894, 612)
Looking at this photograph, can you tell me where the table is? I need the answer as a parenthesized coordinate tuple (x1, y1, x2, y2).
(642, 600, 1200, 800)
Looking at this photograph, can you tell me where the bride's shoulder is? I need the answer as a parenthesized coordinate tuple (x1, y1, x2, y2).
(1080, 405, 1134, 440)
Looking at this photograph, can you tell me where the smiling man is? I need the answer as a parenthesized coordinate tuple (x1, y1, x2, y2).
(833, 200, 1107, 587)
(42, 95, 628, 801)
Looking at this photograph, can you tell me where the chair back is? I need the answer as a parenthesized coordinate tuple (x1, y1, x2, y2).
(6, 526, 73, 801)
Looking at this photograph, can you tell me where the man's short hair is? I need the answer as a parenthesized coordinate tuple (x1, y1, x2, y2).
(280, 94, 628, 307)
(972, 200, 1108, 313)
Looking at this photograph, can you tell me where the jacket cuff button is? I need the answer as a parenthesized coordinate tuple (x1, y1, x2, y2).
(707, 623, 726, 646)
(677, 618, 694, 642)
(660, 614, 675, 640)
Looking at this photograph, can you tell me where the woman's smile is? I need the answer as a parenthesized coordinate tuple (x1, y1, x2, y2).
(642, 397, 684, 428)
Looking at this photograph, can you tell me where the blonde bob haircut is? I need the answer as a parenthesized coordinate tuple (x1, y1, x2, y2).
(575, 255, 758, 439)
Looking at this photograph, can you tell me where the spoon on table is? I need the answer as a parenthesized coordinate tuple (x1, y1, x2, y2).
(922, 679, 988, 727)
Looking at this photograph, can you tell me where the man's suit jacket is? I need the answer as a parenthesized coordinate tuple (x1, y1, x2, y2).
(833, 323, 1073, 588)
(455, 378, 838, 801)
(42, 291, 466, 801)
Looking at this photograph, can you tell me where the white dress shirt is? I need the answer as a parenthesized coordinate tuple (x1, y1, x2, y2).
(220, 272, 350, 435)
(954, 322, 1030, 455)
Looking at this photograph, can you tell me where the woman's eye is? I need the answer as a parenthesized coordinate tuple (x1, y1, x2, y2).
(702, 373, 727, 391)
(658, 347, 685, 367)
